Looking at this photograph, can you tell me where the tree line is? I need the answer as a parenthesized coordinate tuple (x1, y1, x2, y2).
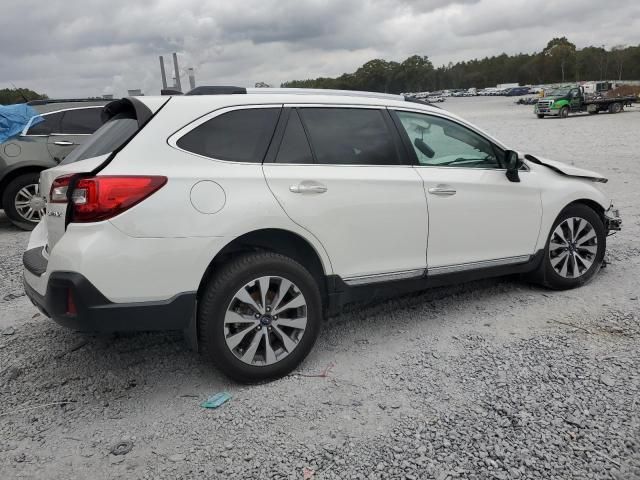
(0, 88, 47, 105)
(282, 38, 640, 93)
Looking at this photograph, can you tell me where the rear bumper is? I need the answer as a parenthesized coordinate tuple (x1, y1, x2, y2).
(24, 269, 195, 332)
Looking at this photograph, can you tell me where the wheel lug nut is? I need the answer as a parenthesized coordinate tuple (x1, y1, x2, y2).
(255, 313, 260, 319)
(273, 315, 278, 320)
(257, 326, 261, 330)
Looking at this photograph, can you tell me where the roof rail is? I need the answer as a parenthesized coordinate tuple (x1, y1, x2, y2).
(185, 86, 247, 95)
(181, 86, 440, 108)
(246, 87, 405, 102)
(404, 96, 441, 109)
(27, 98, 109, 106)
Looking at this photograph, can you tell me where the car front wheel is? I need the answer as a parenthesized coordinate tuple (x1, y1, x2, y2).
(537, 204, 606, 290)
(198, 252, 322, 383)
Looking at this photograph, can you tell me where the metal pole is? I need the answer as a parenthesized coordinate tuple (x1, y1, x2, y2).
(172, 52, 182, 92)
(188, 68, 196, 90)
(159, 56, 168, 90)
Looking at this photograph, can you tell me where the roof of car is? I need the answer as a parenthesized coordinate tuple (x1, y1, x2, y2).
(135, 87, 442, 113)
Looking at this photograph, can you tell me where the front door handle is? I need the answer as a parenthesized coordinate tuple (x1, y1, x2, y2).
(53, 140, 74, 146)
(428, 184, 456, 196)
(290, 181, 328, 194)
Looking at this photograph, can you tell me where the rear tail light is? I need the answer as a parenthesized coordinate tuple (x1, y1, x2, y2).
(71, 176, 167, 222)
(49, 174, 167, 222)
(50, 174, 74, 203)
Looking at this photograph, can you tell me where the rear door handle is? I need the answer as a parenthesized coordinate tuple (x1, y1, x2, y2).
(53, 141, 74, 146)
(290, 181, 328, 194)
(428, 184, 456, 196)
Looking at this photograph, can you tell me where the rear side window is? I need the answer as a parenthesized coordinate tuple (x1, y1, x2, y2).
(60, 108, 104, 134)
(177, 108, 281, 163)
(26, 111, 63, 135)
(298, 108, 401, 165)
(60, 113, 138, 164)
(275, 110, 313, 164)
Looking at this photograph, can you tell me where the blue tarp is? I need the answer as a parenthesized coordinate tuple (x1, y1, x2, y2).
(0, 103, 43, 143)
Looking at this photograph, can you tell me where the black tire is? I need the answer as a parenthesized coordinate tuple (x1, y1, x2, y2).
(608, 102, 622, 114)
(559, 106, 570, 119)
(588, 110, 599, 115)
(536, 114, 545, 119)
(532, 204, 606, 290)
(1, 172, 43, 230)
(198, 252, 322, 383)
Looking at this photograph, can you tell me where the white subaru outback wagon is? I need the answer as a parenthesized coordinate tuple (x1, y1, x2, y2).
(23, 87, 621, 382)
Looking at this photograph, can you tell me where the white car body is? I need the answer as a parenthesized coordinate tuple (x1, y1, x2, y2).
(22, 88, 619, 377)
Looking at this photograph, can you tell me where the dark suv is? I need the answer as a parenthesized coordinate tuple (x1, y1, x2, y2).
(0, 99, 108, 229)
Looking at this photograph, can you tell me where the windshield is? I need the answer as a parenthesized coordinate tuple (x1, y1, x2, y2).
(60, 113, 138, 164)
(546, 88, 571, 97)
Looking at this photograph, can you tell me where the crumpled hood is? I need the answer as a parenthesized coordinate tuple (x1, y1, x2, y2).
(524, 154, 608, 183)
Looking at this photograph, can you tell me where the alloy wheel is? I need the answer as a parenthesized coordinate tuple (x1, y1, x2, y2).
(224, 276, 307, 366)
(14, 183, 45, 223)
(549, 217, 598, 278)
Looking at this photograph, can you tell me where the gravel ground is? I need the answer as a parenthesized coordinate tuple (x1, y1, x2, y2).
(1, 97, 639, 480)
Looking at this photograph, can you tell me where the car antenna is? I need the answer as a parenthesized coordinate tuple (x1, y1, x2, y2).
(11, 83, 29, 103)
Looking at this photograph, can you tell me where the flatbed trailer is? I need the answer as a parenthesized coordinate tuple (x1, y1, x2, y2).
(535, 85, 636, 118)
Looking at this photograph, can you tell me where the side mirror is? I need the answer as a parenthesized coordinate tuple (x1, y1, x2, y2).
(505, 150, 522, 183)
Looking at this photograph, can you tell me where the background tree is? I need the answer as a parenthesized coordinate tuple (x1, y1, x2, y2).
(283, 39, 640, 92)
(0, 87, 47, 105)
(542, 37, 577, 82)
(611, 45, 627, 80)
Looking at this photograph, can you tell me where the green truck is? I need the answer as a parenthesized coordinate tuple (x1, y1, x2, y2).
(534, 84, 636, 119)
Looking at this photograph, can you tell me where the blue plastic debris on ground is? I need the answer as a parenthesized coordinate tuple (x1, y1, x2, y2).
(0, 103, 43, 143)
(200, 392, 232, 409)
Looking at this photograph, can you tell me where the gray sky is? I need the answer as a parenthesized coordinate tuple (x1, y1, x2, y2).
(2, 0, 639, 98)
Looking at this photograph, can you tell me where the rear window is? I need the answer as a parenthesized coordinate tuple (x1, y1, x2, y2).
(176, 108, 281, 163)
(60, 108, 104, 134)
(60, 113, 138, 164)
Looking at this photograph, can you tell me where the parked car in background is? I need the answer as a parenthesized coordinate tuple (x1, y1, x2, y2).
(506, 87, 531, 96)
(425, 94, 445, 103)
(23, 88, 621, 382)
(0, 99, 108, 229)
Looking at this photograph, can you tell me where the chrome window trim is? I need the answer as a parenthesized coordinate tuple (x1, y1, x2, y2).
(343, 268, 426, 286)
(427, 255, 531, 276)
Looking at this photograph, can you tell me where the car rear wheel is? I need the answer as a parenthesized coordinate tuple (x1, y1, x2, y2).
(535, 204, 605, 290)
(609, 102, 623, 114)
(198, 252, 322, 383)
(2, 173, 45, 230)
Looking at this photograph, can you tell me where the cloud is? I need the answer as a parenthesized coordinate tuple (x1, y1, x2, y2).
(1, 0, 638, 98)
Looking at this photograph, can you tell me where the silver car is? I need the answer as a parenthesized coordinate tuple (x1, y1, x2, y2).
(0, 99, 108, 229)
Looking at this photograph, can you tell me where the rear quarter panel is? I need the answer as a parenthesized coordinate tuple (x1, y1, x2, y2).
(100, 98, 334, 275)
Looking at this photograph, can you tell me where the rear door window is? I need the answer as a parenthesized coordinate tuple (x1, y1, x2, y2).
(59, 108, 104, 134)
(177, 107, 281, 163)
(298, 108, 402, 165)
(275, 110, 313, 164)
(26, 111, 64, 135)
